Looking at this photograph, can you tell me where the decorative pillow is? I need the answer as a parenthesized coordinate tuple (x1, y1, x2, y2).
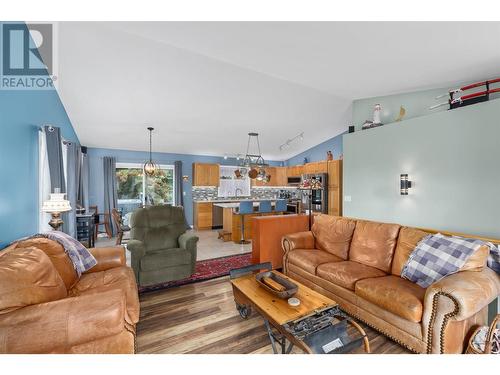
(0, 247, 67, 314)
(401, 233, 489, 288)
(312, 215, 356, 259)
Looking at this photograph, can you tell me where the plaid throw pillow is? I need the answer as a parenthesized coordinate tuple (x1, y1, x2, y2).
(401, 233, 484, 288)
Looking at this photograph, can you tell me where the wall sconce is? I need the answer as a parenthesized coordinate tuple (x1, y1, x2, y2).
(400, 174, 412, 195)
(182, 175, 189, 182)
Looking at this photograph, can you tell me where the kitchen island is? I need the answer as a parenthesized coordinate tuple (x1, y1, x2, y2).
(213, 201, 279, 243)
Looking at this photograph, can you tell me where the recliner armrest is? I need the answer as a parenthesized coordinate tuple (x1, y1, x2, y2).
(86, 246, 126, 273)
(179, 232, 199, 252)
(282, 231, 315, 254)
(0, 289, 127, 353)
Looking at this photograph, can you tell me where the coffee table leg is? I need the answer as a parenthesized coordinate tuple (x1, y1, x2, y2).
(264, 319, 294, 354)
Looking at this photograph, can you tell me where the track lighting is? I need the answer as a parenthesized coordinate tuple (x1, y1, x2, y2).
(279, 132, 304, 152)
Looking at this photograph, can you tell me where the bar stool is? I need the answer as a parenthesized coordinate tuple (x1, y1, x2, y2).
(274, 199, 287, 214)
(236, 201, 254, 244)
(258, 200, 272, 213)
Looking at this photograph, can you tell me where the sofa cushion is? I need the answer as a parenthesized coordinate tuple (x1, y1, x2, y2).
(0, 247, 67, 314)
(316, 260, 386, 291)
(16, 237, 79, 289)
(69, 266, 139, 324)
(349, 220, 401, 273)
(355, 275, 426, 323)
(140, 248, 192, 271)
(312, 215, 356, 259)
(392, 227, 429, 276)
(287, 249, 342, 275)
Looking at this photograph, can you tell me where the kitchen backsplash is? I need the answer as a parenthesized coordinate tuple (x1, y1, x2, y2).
(192, 186, 299, 201)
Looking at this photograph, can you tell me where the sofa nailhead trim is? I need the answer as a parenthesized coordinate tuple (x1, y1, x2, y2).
(426, 291, 460, 354)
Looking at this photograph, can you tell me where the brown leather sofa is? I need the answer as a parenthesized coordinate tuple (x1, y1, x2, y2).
(282, 214, 500, 354)
(0, 237, 139, 353)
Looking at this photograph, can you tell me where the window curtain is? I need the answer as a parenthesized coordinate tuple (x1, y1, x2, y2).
(103, 156, 118, 236)
(38, 128, 52, 232)
(78, 148, 89, 210)
(174, 160, 188, 226)
(174, 161, 183, 207)
(44, 125, 66, 193)
(64, 142, 81, 237)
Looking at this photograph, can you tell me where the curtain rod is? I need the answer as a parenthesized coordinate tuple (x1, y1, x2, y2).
(38, 125, 78, 147)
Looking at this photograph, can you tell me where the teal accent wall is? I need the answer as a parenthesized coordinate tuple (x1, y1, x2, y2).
(344, 97, 500, 237)
(87, 147, 282, 226)
(0, 22, 79, 248)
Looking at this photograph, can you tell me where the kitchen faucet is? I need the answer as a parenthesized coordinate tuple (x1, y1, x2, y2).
(235, 188, 243, 198)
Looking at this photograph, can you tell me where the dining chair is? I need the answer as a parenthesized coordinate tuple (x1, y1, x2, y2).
(89, 205, 112, 241)
(111, 208, 131, 245)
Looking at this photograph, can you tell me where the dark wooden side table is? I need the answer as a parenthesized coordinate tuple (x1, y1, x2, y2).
(76, 213, 95, 248)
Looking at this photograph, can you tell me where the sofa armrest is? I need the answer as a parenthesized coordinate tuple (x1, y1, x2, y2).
(0, 289, 127, 353)
(86, 246, 126, 273)
(282, 231, 315, 254)
(422, 268, 500, 353)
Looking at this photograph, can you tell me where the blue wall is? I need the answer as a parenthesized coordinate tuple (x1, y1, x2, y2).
(0, 91, 78, 248)
(286, 132, 344, 166)
(87, 147, 281, 226)
(0, 22, 79, 248)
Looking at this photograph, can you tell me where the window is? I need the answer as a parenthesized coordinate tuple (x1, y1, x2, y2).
(116, 163, 175, 214)
(218, 165, 250, 197)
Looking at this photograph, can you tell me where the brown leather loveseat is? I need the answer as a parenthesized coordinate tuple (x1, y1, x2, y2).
(0, 237, 139, 353)
(282, 215, 500, 354)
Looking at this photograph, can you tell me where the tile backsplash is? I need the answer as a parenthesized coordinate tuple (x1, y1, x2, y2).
(192, 186, 299, 201)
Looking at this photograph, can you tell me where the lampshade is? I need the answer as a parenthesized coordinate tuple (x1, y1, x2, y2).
(42, 192, 72, 213)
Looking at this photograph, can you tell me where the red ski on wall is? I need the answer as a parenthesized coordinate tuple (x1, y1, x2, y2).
(430, 78, 500, 110)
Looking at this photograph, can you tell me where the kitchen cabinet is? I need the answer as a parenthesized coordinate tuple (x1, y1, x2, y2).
(304, 161, 327, 174)
(251, 166, 288, 187)
(286, 165, 304, 177)
(192, 163, 220, 186)
(327, 160, 342, 216)
(251, 166, 275, 187)
(327, 160, 342, 188)
(328, 188, 342, 217)
(193, 202, 213, 230)
(274, 167, 287, 186)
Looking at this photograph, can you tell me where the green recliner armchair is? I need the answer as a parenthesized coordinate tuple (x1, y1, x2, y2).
(127, 205, 199, 286)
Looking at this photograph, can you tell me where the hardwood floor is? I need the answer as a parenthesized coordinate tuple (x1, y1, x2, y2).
(136, 276, 411, 354)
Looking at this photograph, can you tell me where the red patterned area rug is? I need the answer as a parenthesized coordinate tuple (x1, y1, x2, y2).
(138, 253, 252, 293)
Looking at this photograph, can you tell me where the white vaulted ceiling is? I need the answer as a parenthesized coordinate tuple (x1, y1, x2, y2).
(57, 22, 500, 160)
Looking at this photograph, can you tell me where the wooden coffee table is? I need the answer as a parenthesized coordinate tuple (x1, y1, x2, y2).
(230, 264, 370, 354)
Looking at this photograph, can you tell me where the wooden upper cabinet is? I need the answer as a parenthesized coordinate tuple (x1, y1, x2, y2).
(193, 163, 220, 186)
(274, 167, 287, 186)
(287, 165, 304, 177)
(304, 161, 328, 174)
(327, 160, 342, 188)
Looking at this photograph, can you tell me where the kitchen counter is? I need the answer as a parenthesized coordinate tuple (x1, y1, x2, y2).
(194, 198, 278, 203)
(213, 201, 277, 209)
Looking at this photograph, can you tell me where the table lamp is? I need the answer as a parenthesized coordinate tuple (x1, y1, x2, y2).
(42, 189, 72, 230)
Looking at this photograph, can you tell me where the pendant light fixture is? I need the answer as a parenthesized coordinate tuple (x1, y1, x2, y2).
(235, 132, 269, 180)
(143, 127, 159, 177)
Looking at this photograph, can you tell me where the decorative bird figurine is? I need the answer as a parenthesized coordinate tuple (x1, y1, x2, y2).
(395, 105, 406, 122)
